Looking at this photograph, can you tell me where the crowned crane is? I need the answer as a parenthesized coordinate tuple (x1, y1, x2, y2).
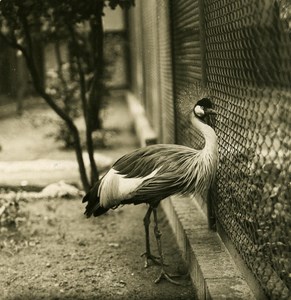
(82, 97, 218, 285)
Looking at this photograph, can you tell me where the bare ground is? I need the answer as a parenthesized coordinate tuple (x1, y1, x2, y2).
(0, 95, 197, 299)
(0, 197, 195, 300)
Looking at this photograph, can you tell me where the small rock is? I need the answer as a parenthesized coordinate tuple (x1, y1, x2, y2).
(0, 206, 6, 216)
(119, 280, 126, 285)
(112, 280, 126, 288)
(40, 181, 80, 198)
(63, 253, 71, 258)
(108, 242, 120, 248)
(0, 227, 8, 233)
(61, 281, 68, 286)
(78, 240, 86, 247)
(20, 180, 28, 187)
(46, 263, 51, 268)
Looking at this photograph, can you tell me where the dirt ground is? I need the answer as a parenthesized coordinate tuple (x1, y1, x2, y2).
(0, 94, 138, 162)
(0, 94, 140, 188)
(0, 198, 195, 300)
(0, 95, 196, 299)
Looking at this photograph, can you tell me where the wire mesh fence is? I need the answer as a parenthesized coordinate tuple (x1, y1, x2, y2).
(128, 0, 291, 298)
(205, 1, 291, 298)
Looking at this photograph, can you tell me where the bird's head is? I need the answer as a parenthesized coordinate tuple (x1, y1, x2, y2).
(193, 98, 216, 118)
(193, 97, 216, 127)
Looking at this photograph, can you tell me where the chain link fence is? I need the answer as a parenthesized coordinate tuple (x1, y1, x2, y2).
(204, 1, 291, 298)
(128, 0, 291, 298)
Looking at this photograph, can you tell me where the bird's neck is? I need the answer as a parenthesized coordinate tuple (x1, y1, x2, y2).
(191, 116, 218, 155)
(186, 115, 218, 196)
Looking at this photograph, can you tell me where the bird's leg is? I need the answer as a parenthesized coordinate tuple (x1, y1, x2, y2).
(141, 205, 161, 268)
(152, 207, 188, 286)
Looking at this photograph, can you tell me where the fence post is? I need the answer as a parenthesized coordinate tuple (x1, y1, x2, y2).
(198, 0, 217, 230)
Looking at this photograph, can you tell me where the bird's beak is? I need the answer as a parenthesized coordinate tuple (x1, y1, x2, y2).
(204, 108, 217, 128)
(204, 108, 217, 115)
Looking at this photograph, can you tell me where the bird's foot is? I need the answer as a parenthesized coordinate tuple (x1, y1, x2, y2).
(154, 269, 191, 286)
(141, 252, 162, 268)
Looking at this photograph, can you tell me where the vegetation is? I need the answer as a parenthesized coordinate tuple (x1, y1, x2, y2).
(0, 192, 27, 229)
(0, 0, 134, 191)
(218, 149, 291, 298)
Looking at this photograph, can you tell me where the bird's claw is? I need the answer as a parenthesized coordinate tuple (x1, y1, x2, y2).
(154, 270, 191, 286)
(141, 252, 162, 268)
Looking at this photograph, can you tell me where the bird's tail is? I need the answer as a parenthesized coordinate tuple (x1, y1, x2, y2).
(82, 181, 109, 217)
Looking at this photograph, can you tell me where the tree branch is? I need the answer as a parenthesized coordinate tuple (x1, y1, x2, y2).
(54, 39, 71, 111)
(67, 24, 88, 121)
(67, 24, 99, 184)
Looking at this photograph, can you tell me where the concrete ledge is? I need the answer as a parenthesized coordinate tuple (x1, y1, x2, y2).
(161, 196, 256, 300)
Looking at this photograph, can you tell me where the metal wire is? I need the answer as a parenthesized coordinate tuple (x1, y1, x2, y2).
(205, 1, 291, 298)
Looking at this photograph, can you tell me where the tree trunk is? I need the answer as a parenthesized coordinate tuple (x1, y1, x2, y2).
(69, 123, 91, 192)
(31, 64, 91, 191)
(78, 2, 105, 185)
(68, 25, 99, 186)
(86, 117, 99, 185)
(17, 14, 91, 192)
(31, 69, 91, 192)
(88, 2, 104, 131)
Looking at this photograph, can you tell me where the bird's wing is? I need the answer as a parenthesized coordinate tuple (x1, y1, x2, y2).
(113, 144, 192, 178)
(112, 145, 163, 177)
(99, 144, 198, 207)
(127, 173, 183, 204)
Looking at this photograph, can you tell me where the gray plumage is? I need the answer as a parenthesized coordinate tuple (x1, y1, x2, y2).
(82, 97, 218, 284)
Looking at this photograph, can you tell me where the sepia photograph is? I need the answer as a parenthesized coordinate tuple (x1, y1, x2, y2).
(0, 0, 290, 299)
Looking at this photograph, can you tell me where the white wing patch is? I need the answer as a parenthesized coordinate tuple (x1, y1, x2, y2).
(98, 168, 159, 208)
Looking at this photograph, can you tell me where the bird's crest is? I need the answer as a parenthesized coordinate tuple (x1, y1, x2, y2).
(196, 97, 213, 109)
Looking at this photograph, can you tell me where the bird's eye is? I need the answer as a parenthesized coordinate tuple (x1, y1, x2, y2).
(193, 105, 205, 117)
